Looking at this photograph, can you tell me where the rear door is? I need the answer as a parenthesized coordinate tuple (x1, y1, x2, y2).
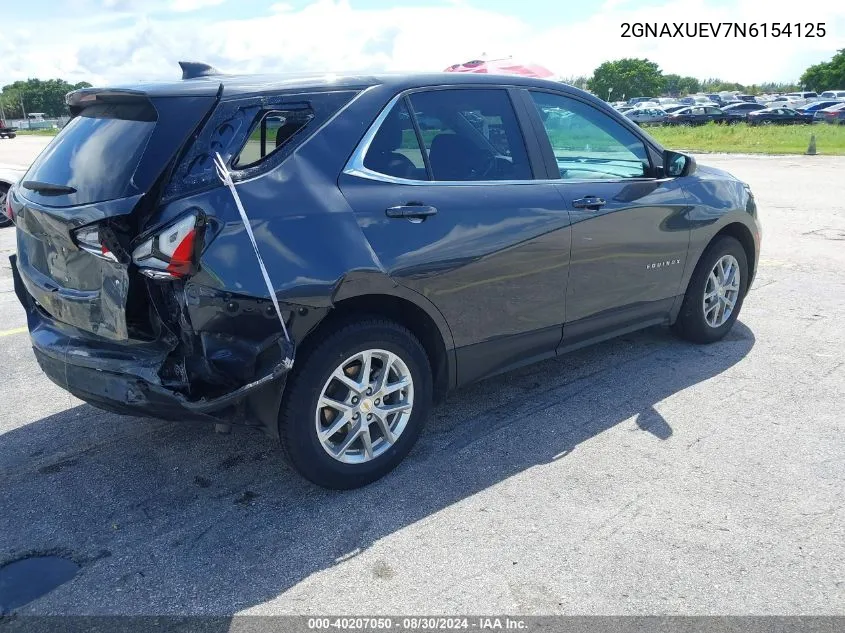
(522, 89, 691, 347)
(339, 87, 572, 384)
(12, 92, 215, 340)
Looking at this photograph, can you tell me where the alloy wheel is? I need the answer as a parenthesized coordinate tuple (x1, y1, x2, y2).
(315, 349, 414, 464)
(703, 254, 741, 328)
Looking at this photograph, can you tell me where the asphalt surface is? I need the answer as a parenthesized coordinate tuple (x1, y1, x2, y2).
(0, 137, 843, 616)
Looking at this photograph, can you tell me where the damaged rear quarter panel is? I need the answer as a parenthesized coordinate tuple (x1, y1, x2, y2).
(144, 85, 456, 430)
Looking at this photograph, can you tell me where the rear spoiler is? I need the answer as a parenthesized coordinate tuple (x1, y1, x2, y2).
(65, 88, 153, 116)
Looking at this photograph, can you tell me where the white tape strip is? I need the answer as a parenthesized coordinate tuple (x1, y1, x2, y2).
(213, 152, 292, 349)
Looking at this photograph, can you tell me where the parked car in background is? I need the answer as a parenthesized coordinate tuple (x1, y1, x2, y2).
(627, 97, 654, 105)
(0, 120, 16, 139)
(796, 101, 843, 122)
(798, 100, 842, 114)
(747, 107, 814, 126)
(8, 66, 761, 488)
(721, 102, 766, 122)
(667, 106, 727, 125)
(786, 91, 818, 102)
(625, 107, 668, 125)
(736, 95, 757, 103)
(768, 95, 805, 107)
(819, 90, 845, 100)
(821, 102, 845, 124)
(664, 104, 687, 114)
(631, 101, 661, 109)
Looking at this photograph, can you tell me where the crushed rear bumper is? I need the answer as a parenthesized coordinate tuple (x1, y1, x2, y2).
(11, 254, 293, 423)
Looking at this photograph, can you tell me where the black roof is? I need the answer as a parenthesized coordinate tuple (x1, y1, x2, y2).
(74, 70, 574, 99)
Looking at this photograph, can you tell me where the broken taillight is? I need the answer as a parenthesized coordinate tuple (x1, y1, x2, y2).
(132, 212, 204, 280)
(73, 225, 119, 262)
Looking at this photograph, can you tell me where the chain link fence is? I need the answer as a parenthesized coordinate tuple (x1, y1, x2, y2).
(2, 116, 70, 130)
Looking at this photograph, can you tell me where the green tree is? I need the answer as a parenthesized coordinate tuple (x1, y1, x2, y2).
(559, 75, 589, 91)
(587, 58, 665, 101)
(800, 49, 845, 92)
(0, 78, 92, 118)
(701, 78, 746, 93)
(664, 74, 700, 96)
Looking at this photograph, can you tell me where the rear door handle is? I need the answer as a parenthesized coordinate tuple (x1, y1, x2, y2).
(572, 196, 606, 210)
(385, 205, 438, 220)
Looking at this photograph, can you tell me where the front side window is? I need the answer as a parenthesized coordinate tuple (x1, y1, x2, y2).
(529, 91, 648, 180)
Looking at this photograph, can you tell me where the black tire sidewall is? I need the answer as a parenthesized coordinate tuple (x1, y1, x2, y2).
(675, 236, 749, 343)
(279, 319, 432, 489)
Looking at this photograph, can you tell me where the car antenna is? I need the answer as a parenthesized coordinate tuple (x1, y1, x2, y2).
(178, 61, 223, 80)
(213, 153, 294, 370)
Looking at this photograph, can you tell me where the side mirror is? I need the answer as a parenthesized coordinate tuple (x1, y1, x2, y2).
(664, 150, 696, 177)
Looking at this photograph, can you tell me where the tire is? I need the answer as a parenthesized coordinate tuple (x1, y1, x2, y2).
(672, 236, 749, 344)
(0, 184, 12, 228)
(278, 317, 432, 489)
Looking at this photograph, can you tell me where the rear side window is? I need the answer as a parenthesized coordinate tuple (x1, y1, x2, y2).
(361, 88, 532, 182)
(233, 107, 314, 169)
(530, 91, 648, 180)
(408, 89, 532, 181)
(164, 90, 359, 200)
(362, 99, 427, 180)
(23, 102, 156, 205)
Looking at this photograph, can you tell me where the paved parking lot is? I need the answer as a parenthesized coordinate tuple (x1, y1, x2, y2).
(0, 138, 843, 616)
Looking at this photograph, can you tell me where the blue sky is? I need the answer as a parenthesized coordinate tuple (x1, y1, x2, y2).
(3, 0, 843, 86)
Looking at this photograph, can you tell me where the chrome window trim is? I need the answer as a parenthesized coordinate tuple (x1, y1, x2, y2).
(342, 88, 659, 187)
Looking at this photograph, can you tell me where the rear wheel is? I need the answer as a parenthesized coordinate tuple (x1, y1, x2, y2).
(0, 184, 12, 228)
(278, 318, 432, 489)
(673, 236, 748, 344)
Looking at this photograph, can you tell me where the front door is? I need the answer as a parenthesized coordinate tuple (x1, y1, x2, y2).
(525, 90, 691, 346)
(339, 87, 572, 384)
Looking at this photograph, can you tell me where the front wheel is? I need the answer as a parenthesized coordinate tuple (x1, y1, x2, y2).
(673, 236, 748, 344)
(278, 318, 432, 489)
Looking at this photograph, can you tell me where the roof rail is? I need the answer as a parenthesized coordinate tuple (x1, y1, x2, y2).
(178, 61, 223, 80)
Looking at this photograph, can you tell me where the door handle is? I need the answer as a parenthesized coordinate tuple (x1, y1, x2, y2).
(385, 204, 438, 220)
(572, 196, 607, 210)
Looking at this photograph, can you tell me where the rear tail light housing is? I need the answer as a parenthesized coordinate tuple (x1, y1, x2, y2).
(73, 225, 119, 263)
(132, 212, 205, 280)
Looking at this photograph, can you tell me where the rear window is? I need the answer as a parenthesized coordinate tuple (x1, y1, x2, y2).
(23, 102, 156, 205)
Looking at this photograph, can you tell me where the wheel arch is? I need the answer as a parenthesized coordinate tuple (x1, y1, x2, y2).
(672, 219, 758, 324)
(711, 221, 757, 289)
(298, 288, 455, 405)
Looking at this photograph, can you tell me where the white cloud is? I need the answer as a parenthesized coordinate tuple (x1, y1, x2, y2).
(170, 0, 227, 12)
(1, 0, 843, 87)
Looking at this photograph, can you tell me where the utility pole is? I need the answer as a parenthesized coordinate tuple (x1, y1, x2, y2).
(20, 92, 26, 124)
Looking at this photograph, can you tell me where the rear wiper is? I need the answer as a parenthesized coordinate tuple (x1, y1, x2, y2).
(21, 180, 78, 196)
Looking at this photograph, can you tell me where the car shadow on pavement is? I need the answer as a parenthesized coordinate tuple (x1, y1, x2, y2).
(0, 322, 754, 620)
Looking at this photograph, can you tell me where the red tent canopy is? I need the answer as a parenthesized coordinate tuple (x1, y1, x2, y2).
(444, 58, 556, 79)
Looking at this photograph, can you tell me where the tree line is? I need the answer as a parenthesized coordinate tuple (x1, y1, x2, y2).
(585, 50, 845, 101)
(2, 50, 843, 119)
(0, 78, 92, 120)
